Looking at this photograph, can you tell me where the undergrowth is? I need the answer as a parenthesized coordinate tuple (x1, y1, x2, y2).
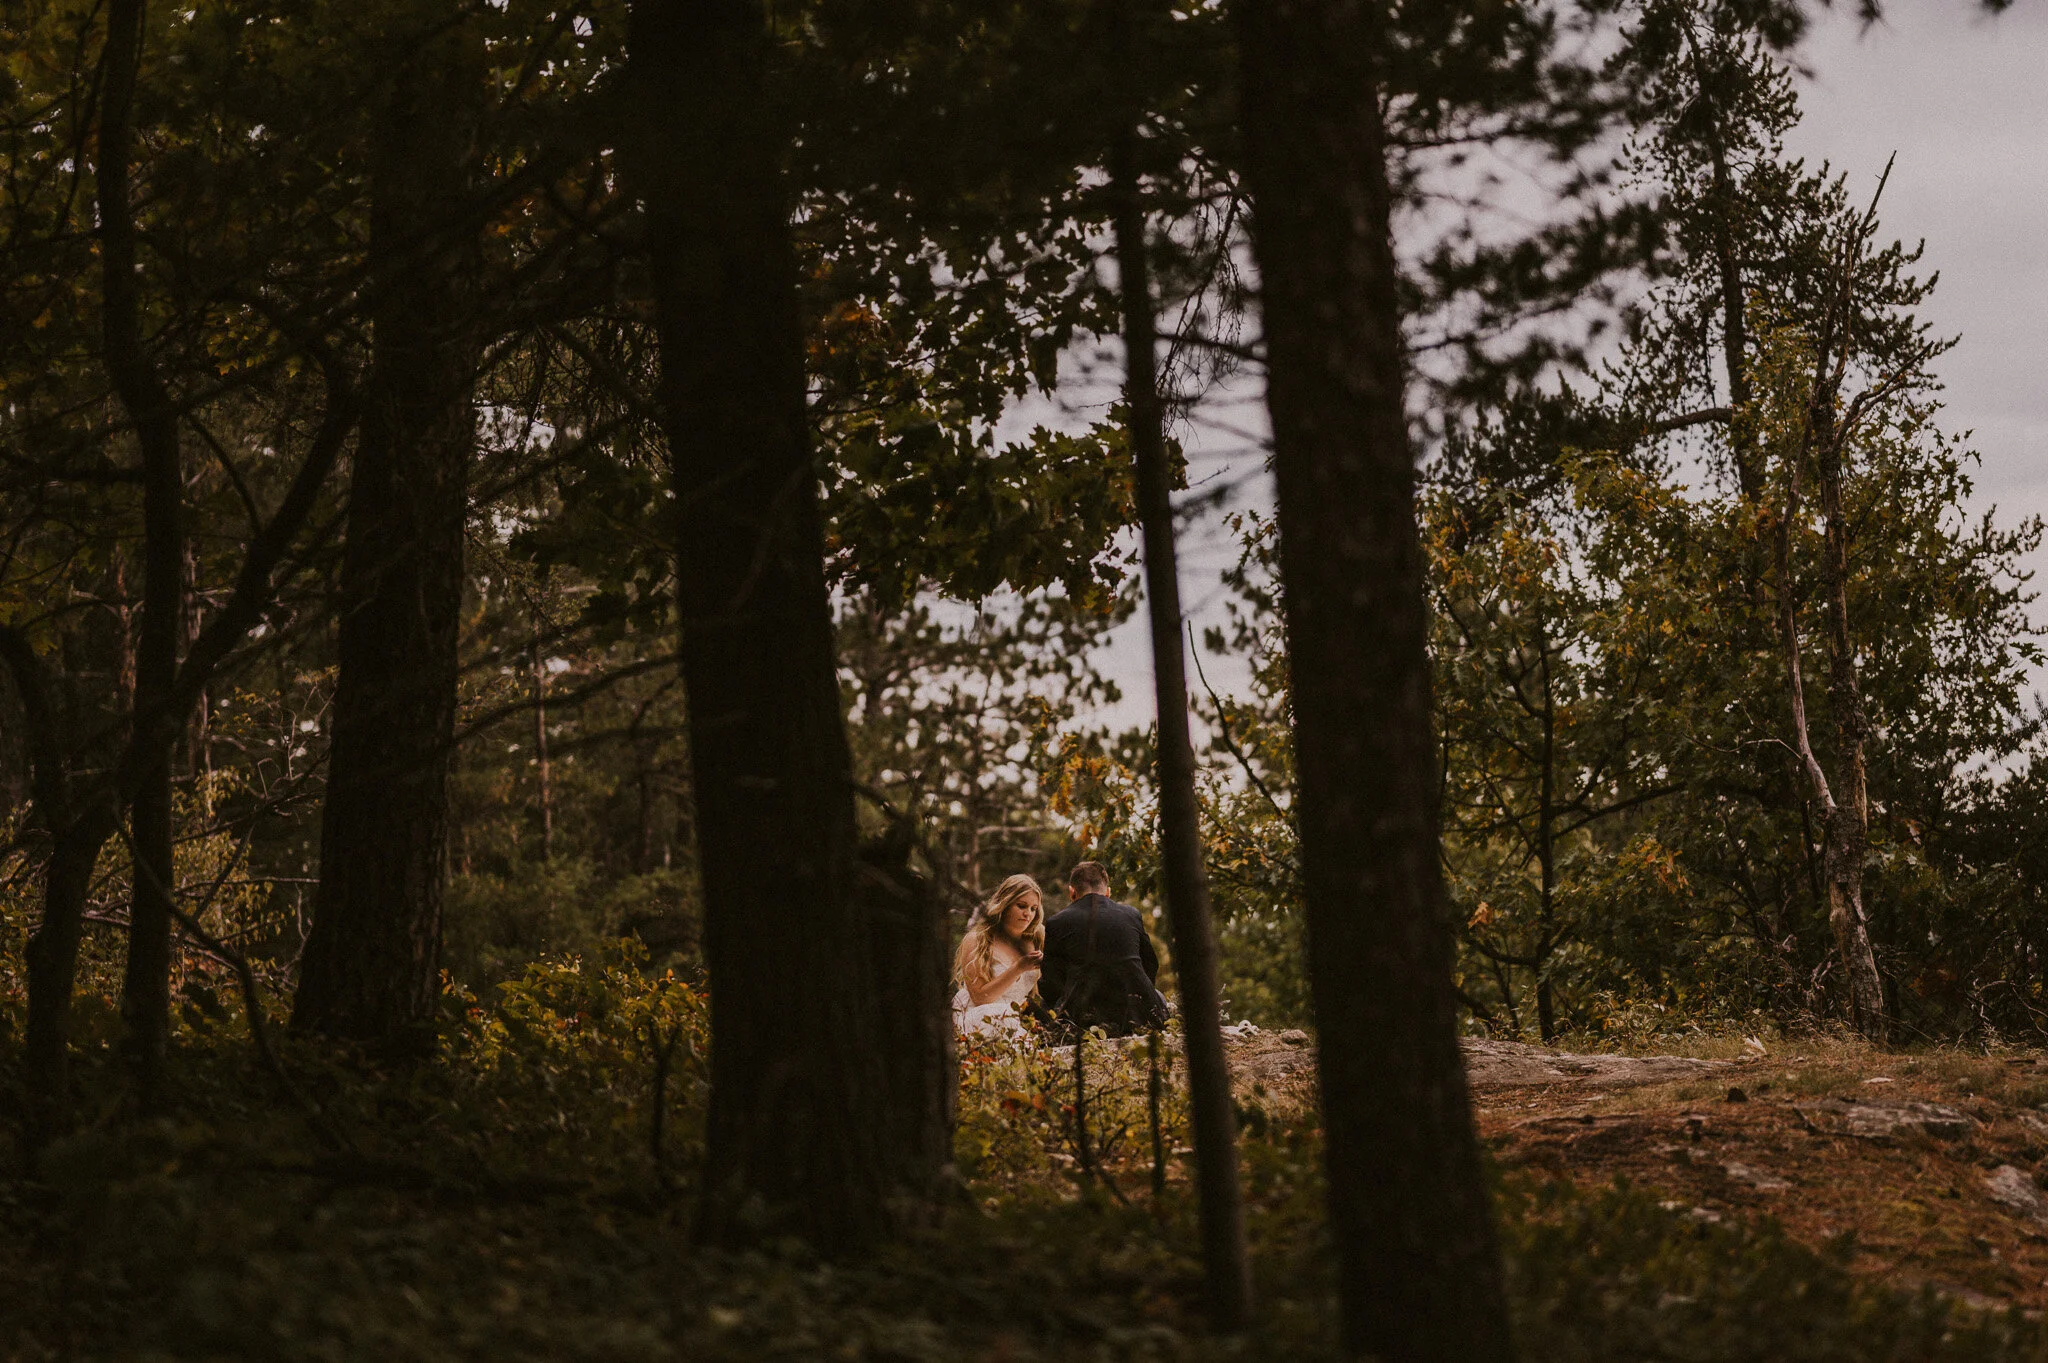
(5, 943, 2047, 1361)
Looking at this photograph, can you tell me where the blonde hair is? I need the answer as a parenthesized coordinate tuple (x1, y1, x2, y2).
(953, 873, 1046, 991)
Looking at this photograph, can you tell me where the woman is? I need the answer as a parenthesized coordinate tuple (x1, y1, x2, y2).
(951, 873, 1045, 1038)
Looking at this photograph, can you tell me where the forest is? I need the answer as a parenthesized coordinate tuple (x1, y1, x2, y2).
(6, 0, 2048, 1358)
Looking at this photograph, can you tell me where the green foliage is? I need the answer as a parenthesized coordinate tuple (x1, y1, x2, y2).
(443, 865, 697, 989)
(9, 0, 2048, 1351)
(825, 416, 1142, 611)
(1429, 478, 1674, 1040)
(431, 944, 710, 1177)
(955, 1022, 1189, 1194)
(841, 586, 1130, 905)
(1058, 508, 1311, 1029)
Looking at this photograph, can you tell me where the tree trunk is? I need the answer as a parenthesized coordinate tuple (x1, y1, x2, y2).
(1233, 2, 1515, 1356)
(11, 6, 356, 1129)
(96, 0, 185, 1110)
(21, 811, 115, 1142)
(626, 0, 935, 1250)
(293, 42, 483, 1055)
(636, 765, 654, 875)
(1535, 628, 1557, 1046)
(1109, 52, 1252, 1327)
(1815, 407, 1885, 1036)
(531, 642, 553, 862)
(859, 826, 957, 1209)
(122, 747, 176, 1106)
(1769, 417, 1885, 1040)
(1701, 115, 1759, 501)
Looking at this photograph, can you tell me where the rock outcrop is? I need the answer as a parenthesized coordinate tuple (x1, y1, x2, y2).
(1793, 1097, 1973, 1141)
(1460, 1038, 1731, 1090)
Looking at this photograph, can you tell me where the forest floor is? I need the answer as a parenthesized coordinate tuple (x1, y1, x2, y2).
(11, 1015, 2048, 1360)
(1223, 1026, 2048, 1317)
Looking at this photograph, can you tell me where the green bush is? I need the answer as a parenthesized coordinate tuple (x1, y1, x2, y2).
(442, 863, 699, 989)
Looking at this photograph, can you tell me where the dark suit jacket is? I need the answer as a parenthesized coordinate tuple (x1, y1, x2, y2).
(1034, 893, 1168, 1037)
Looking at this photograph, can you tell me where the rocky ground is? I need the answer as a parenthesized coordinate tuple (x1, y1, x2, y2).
(1222, 1027, 2048, 1313)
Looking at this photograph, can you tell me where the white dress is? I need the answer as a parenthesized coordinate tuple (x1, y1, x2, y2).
(952, 943, 1040, 1038)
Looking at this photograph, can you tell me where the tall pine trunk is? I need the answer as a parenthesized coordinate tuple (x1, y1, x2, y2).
(293, 43, 484, 1054)
(1233, 2, 1515, 1356)
(1108, 40, 1252, 1326)
(626, 0, 940, 1250)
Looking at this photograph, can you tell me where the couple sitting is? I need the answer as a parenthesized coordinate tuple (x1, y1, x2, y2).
(951, 861, 1171, 1040)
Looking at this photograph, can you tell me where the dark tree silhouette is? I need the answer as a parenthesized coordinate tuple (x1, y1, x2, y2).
(1108, 0, 1251, 1324)
(96, 0, 185, 1110)
(626, 0, 946, 1250)
(294, 36, 487, 1052)
(1234, 0, 1514, 1355)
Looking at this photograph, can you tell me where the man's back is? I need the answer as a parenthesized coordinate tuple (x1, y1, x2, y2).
(1037, 892, 1166, 1036)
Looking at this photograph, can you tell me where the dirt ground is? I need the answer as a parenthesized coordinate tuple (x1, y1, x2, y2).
(1223, 1027, 2048, 1313)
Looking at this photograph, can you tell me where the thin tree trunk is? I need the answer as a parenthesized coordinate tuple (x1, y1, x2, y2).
(12, 6, 355, 1120)
(113, 553, 137, 704)
(1815, 403, 1884, 1035)
(186, 542, 213, 798)
(1492, 956, 1521, 1037)
(1693, 62, 1760, 501)
(1109, 43, 1252, 1326)
(123, 747, 176, 1106)
(24, 817, 115, 1130)
(636, 765, 654, 875)
(1769, 418, 1885, 1040)
(294, 40, 484, 1054)
(626, 0, 935, 1250)
(97, 0, 184, 1110)
(3, 621, 119, 1140)
(1535, 624, 1557, 1045)
(531, 642, 553, 861)
(1234, 2, 1515, 1356)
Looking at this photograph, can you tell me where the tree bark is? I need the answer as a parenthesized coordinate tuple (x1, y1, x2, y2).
(1233, 2, 1515, 1356)
(1813, 377, 1885, 1032)
(1699, 99, 1759, 501)
(2, 625, 116, 1143)
(1535, 620, 1557, 1045)
(1109, 49, 1252, 1327)
(858, 825, 957, 1211)
(96, 0, 185, 1110)
(293, 40, 484, 1054)
(626, 0, 936, 1250)
(11, 5, 356, 1126)
(24, 816, 114, 1123)
(531, 641, 554, 862)
(1772, 349, 1886, 1038)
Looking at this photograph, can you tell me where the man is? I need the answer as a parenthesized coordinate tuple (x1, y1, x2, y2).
(1034, 861, 1170, 1038)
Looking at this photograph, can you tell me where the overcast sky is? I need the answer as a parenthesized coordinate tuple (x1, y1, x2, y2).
(1078, 1, 2048, 728)
(1791, 0, 2048, 530)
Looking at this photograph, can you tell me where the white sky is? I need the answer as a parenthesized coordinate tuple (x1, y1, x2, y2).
(1074, 0, 2048, 733)
(1790, 0, 2048, 549)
